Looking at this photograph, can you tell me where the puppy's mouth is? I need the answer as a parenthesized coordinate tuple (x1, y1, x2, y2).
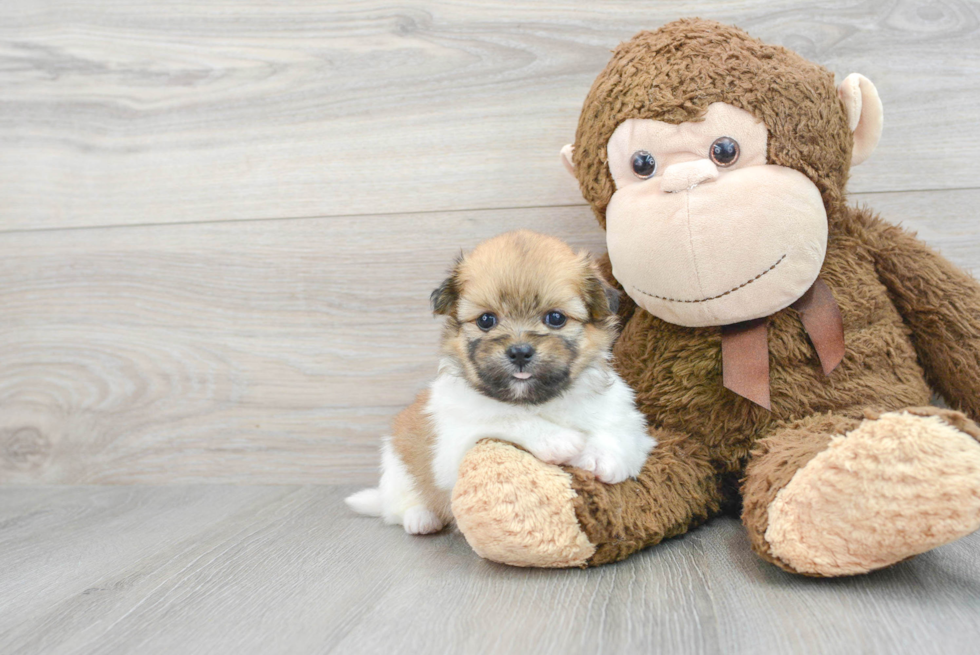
(471, 362, 571, 405)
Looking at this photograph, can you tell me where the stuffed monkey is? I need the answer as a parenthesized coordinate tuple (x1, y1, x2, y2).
(448, 18, 980, 576)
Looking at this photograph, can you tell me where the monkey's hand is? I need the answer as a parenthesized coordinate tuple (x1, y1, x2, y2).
(451, 439, 597, 568)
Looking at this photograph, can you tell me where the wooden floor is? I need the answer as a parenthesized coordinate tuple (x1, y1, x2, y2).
(0, 486, 977, 655)
(3, 1, 980, 654)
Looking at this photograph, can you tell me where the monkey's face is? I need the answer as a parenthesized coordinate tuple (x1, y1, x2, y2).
(603, 102, 828, 327)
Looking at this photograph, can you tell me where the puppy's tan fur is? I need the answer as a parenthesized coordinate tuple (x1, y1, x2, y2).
(389, 391, 452, 525)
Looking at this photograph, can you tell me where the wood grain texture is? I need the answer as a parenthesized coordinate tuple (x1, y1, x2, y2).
(0, 486, 978, 655)
(0, 205, 606, 484)
(1, 0, 979, 231)
(3, 190, 980, 485)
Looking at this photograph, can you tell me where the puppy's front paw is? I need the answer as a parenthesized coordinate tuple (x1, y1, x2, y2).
(402, 506, 444, 535)
(527, 430, 586, 466)
(569, 444, 635, 484)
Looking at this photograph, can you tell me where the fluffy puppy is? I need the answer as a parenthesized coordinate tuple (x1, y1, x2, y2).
(346, 230, 654, 534)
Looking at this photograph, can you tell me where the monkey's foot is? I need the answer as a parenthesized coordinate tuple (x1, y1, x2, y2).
(451, 440, 595, 567)
(765, 408, 980, 576)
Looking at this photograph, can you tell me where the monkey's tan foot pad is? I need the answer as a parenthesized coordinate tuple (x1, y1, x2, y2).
(451, 439, 596, 567)
(765, 410, 980, 576)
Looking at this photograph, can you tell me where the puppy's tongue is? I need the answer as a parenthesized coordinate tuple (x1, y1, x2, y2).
(513, 372, 532, 380)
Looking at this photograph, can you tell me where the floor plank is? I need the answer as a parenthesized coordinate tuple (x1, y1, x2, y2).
(0, 486, 977, 655)
(2, 0, 979, 230)
(4, 190, 980, 484)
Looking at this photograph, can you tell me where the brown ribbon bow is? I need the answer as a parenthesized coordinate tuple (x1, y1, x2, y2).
(720, 278, 845, 410)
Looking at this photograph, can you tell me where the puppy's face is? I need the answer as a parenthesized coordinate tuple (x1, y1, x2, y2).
(431, 231, 619, 405)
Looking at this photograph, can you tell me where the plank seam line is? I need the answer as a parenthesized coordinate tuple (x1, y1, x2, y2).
(0, 203, 589, 236)
(2, 185, 978, 235)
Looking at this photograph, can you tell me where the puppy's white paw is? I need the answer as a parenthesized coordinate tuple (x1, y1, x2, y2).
(570, 444, 634, 484)
(593, 454, 633, 485)
(402, 506, 444, 535)
(569, 449, 597, 474)
(527, 429, 586, 466)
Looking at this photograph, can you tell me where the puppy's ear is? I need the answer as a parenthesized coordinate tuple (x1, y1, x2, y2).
(430, 264, 461, 316)
(603, 282, 620, 316)
(583, 262, 620, 320)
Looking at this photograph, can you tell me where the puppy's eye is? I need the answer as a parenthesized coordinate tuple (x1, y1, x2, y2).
(543, 310, 567, 328)
(709, 137, 739, 167)
(631, 150, 657, 178)
(476, 313, 497, 331)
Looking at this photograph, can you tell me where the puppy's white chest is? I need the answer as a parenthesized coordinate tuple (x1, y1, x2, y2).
(424, 371, 614, 490)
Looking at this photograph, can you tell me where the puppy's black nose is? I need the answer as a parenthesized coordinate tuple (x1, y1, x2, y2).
(506, 344, 535, 367)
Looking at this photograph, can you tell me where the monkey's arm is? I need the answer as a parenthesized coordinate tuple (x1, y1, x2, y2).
(450, 429, 725, 567)
(859, 211, 980, 420)
(565, 428, 724, 565)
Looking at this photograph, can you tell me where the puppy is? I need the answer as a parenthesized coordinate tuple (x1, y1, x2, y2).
(345, 230, 655, 534)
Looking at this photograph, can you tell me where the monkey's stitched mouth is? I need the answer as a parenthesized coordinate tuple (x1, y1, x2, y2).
(631, 254, 787, 304)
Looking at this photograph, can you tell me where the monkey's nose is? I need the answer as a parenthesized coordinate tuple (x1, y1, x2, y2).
(506, 344, 535, 367)
(661, 159, 719, 193)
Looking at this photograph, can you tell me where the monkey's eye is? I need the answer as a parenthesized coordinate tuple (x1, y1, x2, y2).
(476, 313, 497, 331)
(543, 310, 567, 329)
(630, 150, 657, 178)
(709, 137, 740, 167)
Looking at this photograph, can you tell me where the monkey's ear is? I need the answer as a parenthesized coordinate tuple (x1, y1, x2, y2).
(430, 273, 459, 316)
(838, 73, 883, 166)
(560, 144, 576, 177)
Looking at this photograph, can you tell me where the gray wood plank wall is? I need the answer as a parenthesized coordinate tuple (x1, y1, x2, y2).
(3, 1, 980, 484)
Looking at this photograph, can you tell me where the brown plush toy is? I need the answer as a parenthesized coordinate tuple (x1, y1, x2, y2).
(448, 18, 980, 575)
